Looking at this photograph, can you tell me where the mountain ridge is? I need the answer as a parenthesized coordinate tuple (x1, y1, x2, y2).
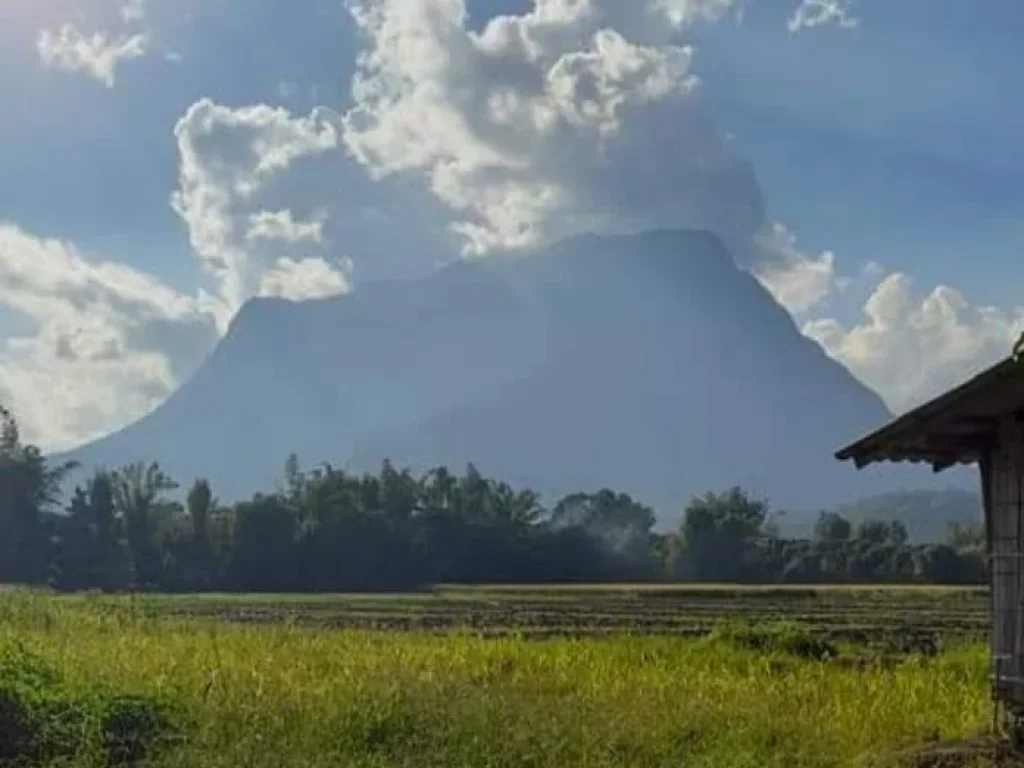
(56, 228, 953, 516)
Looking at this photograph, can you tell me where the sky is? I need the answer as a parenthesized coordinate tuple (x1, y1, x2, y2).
(0, 0, 1021, 451)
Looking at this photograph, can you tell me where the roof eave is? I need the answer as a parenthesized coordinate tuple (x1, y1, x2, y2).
(835, 357, 1017, 469)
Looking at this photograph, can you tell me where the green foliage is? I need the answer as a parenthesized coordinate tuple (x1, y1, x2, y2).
(679, 487, 770, 581)
(111, 462, 179, 589)
(813, 512, 852, 543)
(551, 490, 657, 573)
(856, 519, 909, 547)
(0, 405, 990, 593)
(0, 645, 177, 766)
(0, 406, 77, 586)
(710, 623, 838, 661)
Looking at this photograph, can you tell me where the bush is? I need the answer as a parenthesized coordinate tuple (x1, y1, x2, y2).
(0, 647, 179, 766)
(712, 623, 837, 661)
(101, 694, 179, 765)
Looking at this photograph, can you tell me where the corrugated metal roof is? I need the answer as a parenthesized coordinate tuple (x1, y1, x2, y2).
(836, 357, 1024, 471)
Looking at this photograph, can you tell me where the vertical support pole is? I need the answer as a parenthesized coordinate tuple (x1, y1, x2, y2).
(981, 451, 999, 732)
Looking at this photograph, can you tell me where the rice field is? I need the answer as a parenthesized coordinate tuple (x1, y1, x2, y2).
(0, 586, 1013, 767)
(113, 583, 992, 649)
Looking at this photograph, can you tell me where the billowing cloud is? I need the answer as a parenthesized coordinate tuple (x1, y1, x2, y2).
(0, 224, 216, 450)
(805, 273, 1024, 414)
(36, 24, 149, 87)
(343, 0, 770, 256)
(751, 222, 845, 314)
(172, 98, 351, 328)
(342, 0, 856, 264)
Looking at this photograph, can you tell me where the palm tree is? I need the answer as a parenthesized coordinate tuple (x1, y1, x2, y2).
(111, 462, 178, 588)
(422, 466, 457, 512)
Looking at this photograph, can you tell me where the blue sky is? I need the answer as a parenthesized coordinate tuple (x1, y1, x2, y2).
(0, 0, 1020, 449)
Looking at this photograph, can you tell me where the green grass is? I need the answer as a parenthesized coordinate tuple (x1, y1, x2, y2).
(0, 590, 1000, 767)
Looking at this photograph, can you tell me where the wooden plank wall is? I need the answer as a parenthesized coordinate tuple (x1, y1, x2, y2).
(990, 417, 1024, 707)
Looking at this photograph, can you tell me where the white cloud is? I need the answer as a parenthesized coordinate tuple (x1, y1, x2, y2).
(805, 272, 1024, 414)
(171, 98, 349, 329)
(246, 210, 325, 244)
(652, 0, 740, 27)
(343, 0, 767, 256)
(36, 24, 149, 87)
(788, 0, 859, 34)
(0, 224, 216, 450)
(259, 257, 354, 302)
(751, 222, 844, 314)
(343, 0, 857, 259)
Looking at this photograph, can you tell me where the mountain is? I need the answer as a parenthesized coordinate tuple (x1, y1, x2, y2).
(56, 229, 954, 518)
(775, 488, 983, 544)
(835, 489, 982, 543)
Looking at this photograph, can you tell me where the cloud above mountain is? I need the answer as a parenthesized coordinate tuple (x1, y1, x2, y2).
(171, 98, 353, 330)
(0, 224, 215, 448)
(806, 274, 1024, 414)
(340, 0, 852, 320)
(342, 0, 765, 255)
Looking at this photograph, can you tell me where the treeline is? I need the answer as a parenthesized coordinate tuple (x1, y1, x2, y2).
(0, 408, 986, 592)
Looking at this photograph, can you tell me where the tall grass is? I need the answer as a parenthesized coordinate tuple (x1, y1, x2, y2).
(0, 591, 995, 767)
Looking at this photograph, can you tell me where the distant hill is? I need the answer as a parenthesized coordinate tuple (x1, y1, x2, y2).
(778, 488, 983, 543)
(56, 228, 956, 517)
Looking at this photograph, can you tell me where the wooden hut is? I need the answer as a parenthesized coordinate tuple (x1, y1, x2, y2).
(836, 356, 1024, 716)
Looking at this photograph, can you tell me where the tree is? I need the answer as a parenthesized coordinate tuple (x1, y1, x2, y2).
(0, 406, 77, 584)
(949, 520, 985, 553)
(421, 466, 457, 513)
(186, 479, 216, 588)
(552, 490, 657, 573)
(230, 494, 299, 591)
(813, 511, 852, 543)
(187, 480, 213, 544)
(53, 471, 129, 591)
(53, 487, 93, 590)
(379, 459, 418, 524)
(88, 470, 129, 590)
(491, 482, 543, 529)
(111, 462, 178, 589)
(679, 487, 770, 581)
(855, 519, 908, 547)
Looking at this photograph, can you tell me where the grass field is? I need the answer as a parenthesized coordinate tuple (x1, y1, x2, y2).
(0, 586, 1012, 767)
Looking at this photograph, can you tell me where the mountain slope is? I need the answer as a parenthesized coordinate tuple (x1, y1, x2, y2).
(58, 229, 950, 514)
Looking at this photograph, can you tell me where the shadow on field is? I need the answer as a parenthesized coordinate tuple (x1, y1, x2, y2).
(0, 646, 180, 766)
(913, 738, 1024, 768)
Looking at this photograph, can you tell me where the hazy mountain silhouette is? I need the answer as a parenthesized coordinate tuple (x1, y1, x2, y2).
(57, 229, 956, 518)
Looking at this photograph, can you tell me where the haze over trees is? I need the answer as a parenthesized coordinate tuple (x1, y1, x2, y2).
(0, 409, 985, 592)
